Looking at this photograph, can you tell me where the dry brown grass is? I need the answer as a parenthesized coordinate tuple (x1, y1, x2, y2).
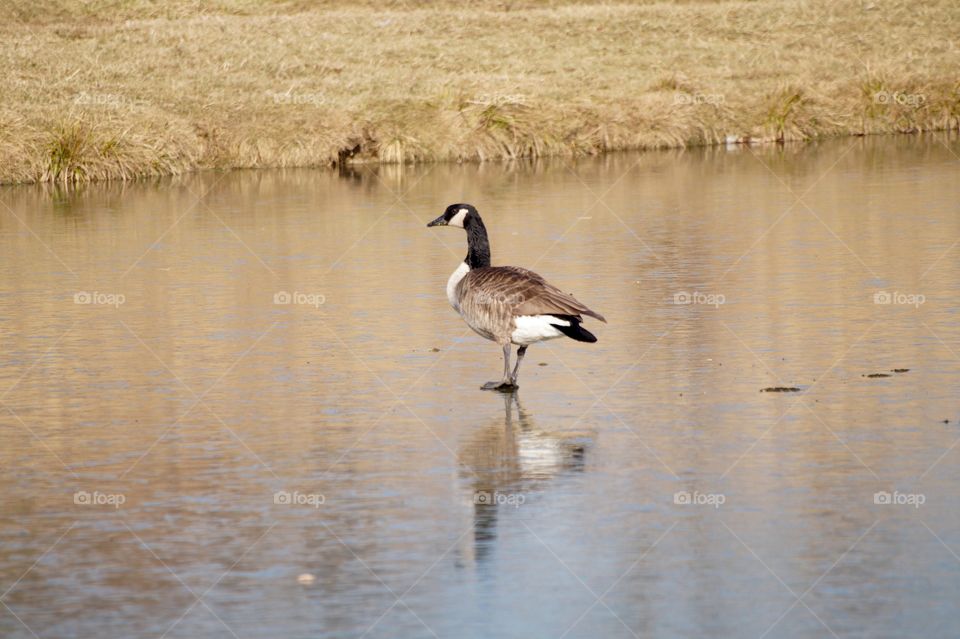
(1, 0, 958, 184)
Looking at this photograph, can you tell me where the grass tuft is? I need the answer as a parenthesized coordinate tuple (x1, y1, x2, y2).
(761, 87, 814, 142)
(45, 121, 91, 183)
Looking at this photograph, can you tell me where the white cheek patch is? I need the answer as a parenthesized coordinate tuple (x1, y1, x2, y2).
(448, 208, 468, 228)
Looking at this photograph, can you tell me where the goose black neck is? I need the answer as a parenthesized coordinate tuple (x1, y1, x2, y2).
(464, 214, 491, 269)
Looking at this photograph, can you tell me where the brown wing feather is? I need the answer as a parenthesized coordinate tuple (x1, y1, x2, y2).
(463, 266, 606, 323)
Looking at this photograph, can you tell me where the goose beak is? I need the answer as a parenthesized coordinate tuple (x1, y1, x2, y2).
(426, 214, 447, 228)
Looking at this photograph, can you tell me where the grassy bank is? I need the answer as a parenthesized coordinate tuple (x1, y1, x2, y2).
(2, 0, 959, 185)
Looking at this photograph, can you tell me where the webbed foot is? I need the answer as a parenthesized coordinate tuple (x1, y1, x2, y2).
(481, 381, 518, 392)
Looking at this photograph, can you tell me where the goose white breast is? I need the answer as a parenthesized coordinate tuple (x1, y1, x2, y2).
(446, 261, 470, 312)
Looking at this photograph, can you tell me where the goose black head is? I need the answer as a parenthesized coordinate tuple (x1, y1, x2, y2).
(427, 203, 478, 229)
(427, 203, 490, 268)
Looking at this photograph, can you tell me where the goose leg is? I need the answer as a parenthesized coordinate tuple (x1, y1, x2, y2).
(509, 345, 528, 385)
(482, 343, 517, 391)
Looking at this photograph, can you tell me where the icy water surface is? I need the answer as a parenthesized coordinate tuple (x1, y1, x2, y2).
(2, 135, 960, 638)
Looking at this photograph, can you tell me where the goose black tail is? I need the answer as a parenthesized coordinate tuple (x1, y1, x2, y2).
(550, 316, 598, 343)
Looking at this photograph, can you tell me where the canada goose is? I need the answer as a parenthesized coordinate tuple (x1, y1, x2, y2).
(427, 203, 606, 391)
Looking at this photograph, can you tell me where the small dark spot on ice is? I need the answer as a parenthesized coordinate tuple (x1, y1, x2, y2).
(943, 419, 950, 424)
(891, 368, 910, 373)
(538, 362, 548, 366)
(863, 373, 891, 378)
(761, 387, 801, 393)
(431, 348, 441, 352)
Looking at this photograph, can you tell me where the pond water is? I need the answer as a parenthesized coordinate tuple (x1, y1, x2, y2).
(1, 135, 959, 638)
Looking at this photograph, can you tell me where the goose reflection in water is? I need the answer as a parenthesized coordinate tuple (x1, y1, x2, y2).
(457, 393, 594, 565)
